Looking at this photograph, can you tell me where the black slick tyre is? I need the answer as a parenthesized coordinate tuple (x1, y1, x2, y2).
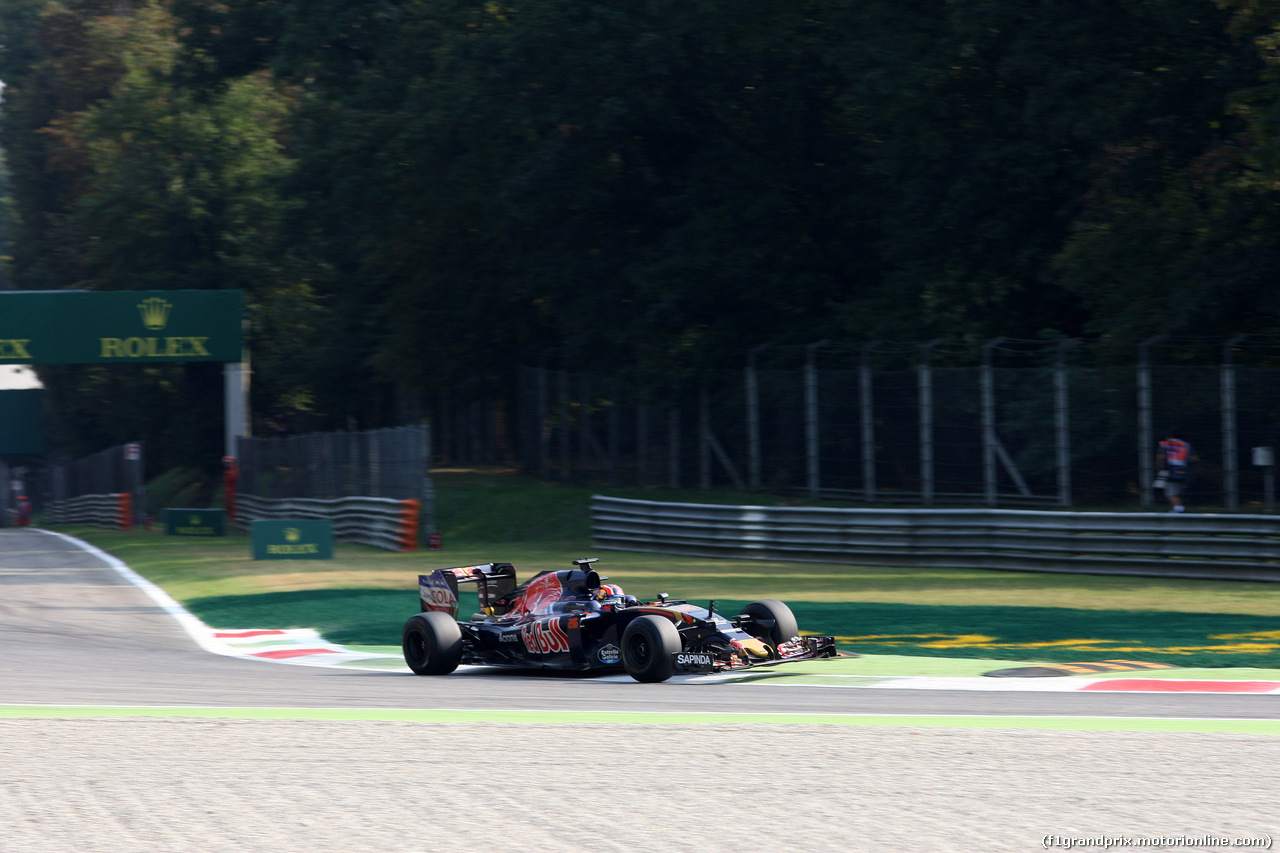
(621, 614, 681, 683)
(402, 611, 463, 675)
(739, 599, 799, 647)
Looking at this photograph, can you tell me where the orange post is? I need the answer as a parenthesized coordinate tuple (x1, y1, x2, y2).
(398, 499, 421, 552)
(119, 493, 134, 530)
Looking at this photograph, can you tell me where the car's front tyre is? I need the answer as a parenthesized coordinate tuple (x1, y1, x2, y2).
(402, 611, 463, 675)
(739, 599, 799, 647)
(621, 615, 681, 683)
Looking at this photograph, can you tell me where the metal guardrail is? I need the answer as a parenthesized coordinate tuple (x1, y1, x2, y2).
(46, 494, 133, 529)
(235, 493, 421, 552)
(591, 495, 1280, 582)
(43, 491, 420, 550)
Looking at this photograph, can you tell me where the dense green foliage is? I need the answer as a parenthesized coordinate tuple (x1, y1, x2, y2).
(4, 0, 1280, 469)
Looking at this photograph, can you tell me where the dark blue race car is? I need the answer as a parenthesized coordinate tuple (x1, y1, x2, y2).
(402, 557, 838, 683)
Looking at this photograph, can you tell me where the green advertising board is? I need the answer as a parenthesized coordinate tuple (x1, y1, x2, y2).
(251, 519, 334, 560)
(165, 508, 225, 537)
(0, 290, 243, 365)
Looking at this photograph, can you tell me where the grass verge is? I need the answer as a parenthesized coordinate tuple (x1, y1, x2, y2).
(50, 468, 1280, 669)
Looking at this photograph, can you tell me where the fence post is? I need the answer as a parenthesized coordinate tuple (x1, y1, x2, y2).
(981, 338, 1006, 507)
(919, 339, 944, 506)
(348, 432, 360, 498)
(746, 345, 767, 490)
(468, 401, 478, 463)
(636, 402, 649, 487)
(485, 398, 498, 463)
(433, 393, 446, 466)
(52, 462, 66, 505)
(558, 371, 571, 482)
(579, 374, 592, 477)
(122, 442, 145, 528)
(1137, 335, 1165, 508)
(398, 499, 421, 551)
(805, 341, 827, 499)
(422, 424, 435, 541)
(455, 404, 466, 465)
(699, 387, 711, 490)
(537, 367, 550, 480)
(607, 382, 619, 485)
(860, 343, 878, 503)
(118, 492, 133, 530)
(1222, 335, 1246, 511)
(136, 444, 146, 527)
(1055, 340, 1078, 507)
(667, 406, 680, 489)
(224, 356, 250, 459)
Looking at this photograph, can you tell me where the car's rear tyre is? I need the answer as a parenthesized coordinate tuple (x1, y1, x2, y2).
(739, 599, 799, 647)
(402, 611, 463, 675)
(621, 615, 681, 683)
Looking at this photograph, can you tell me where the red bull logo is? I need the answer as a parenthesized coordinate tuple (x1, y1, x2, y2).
(521, 619, 570, 654)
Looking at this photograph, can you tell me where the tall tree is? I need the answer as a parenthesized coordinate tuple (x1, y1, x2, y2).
(10, 0, 1280, 472)
(825, 0, 1252, 344)
(0, 0, 138, 291)
(1050, 0, 1278, 344)
(3, 0, 325, 469)
(277, 0, 875, 393)
(0, 143, 14, 289)
(72, 3, 294, 293)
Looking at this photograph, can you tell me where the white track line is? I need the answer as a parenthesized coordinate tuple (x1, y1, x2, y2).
(39, 529, 401, 668)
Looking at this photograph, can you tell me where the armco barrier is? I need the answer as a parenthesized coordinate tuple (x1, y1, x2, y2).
(235, 494, 420, 552)
(46, 493, 132, 529)
(591, 495, 1280, 582)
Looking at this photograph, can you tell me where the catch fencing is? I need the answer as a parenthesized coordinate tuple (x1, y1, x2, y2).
(31, 428, 435, 549)
(37, 442, 147, 527)
(591, 495, 1280, 582)
(505, 337, 1280, 510)
(47, 442, 146, 505)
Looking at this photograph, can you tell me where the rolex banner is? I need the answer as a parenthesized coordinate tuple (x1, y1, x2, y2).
(165, 508, 225, 537)
(251, 519, 334, 560)
(0, 290, 243, 364)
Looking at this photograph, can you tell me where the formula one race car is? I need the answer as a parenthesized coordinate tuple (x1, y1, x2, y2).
(402, 557, 838, 683)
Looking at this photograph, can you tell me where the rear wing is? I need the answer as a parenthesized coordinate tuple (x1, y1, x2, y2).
(419, 562, 517, 619)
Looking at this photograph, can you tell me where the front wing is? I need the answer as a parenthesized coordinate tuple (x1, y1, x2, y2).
(672, 635, 839, 675)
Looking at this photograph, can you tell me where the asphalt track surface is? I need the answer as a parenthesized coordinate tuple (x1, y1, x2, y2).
(1, 526, 1279, 721)
(5, 528, 1280, 853)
